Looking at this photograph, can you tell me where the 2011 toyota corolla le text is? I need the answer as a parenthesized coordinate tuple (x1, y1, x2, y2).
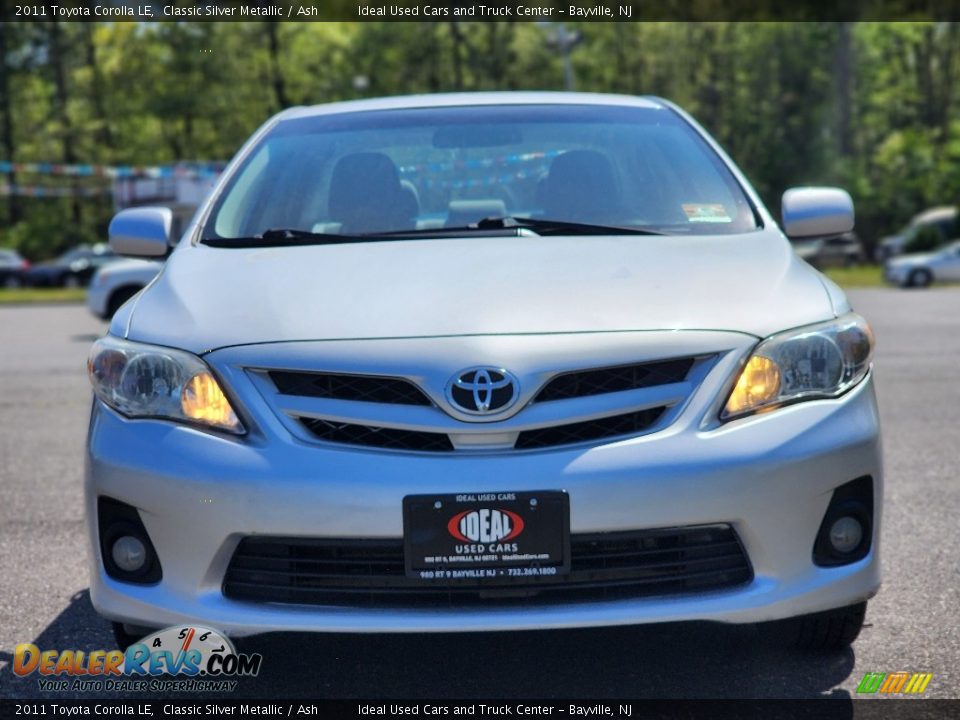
(86, 93, 881, 651)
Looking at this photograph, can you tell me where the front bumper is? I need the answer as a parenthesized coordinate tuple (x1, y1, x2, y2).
(85, 366, 882, 637)
(86, 282, 109, 319)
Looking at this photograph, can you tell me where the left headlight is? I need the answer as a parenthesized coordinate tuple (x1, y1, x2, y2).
(722, 313, 873, 421)
(88, 335, 244, 434)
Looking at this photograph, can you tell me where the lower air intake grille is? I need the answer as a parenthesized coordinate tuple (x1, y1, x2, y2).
(223, 524, 752, 607)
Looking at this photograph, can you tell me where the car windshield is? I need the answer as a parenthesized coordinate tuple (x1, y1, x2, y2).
(57, 247, 92, 263)
(202, 103, 758, 243)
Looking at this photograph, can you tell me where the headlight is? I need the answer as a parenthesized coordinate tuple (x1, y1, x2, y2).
(88, 336, 243, 434)
(722, 313, 873, 420)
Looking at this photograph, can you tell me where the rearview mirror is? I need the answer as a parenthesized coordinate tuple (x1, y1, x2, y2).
(108, 207, 173, 257)
(433, 125, 522, 148)
(781, 187, 854, 239)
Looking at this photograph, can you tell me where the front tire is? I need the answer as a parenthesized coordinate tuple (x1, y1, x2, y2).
(63, 274, 81, 289)
(111, 622, 156, 651)
(776, 602, 867, 651)
(106, 286, 142, 318)
(908, 269, 932, 288)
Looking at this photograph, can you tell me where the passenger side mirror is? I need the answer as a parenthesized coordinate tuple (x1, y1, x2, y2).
(108, 207, 173, 258)
(781, 187, 854, 239)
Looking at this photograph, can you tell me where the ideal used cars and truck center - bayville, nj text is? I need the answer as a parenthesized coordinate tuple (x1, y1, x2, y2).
(14, 4, 629, 19)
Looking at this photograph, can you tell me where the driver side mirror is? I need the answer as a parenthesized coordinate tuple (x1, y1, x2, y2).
(108, 207, 173, 258)
(781, 187, 854, 239)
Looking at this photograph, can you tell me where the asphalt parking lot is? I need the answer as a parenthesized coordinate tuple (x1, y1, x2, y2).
(1, 290, 958, 700)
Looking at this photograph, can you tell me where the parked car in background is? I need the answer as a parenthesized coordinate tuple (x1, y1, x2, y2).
(884, 240, 960, 288)
(87, 259, 163, 319)
(26, 243, 119, 288)
(874, 206, 958, 263)
(0, 248, 30, 288)
(792, 231, 864, 269)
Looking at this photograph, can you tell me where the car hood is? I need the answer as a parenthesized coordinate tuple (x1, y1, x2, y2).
(97, 258, 163, 280)
(121, 230, 839, 353)
(889, 251, 936, 266)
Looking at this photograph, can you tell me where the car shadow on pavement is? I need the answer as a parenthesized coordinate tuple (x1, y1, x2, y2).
(1, 590, 856, 705)
(1, 591, 116, 699)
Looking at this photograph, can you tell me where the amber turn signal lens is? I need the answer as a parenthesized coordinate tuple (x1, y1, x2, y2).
(724, 355, 781, 417)
(181, 372, 240, 431)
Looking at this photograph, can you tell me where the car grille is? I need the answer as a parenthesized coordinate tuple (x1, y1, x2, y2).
(297, 406, 669, 452)
(269, 370, 432, 406)
(534, 358, 696, 402)
(256, 353, 711, 452)
(299, 417, 455, 452)
(222, 524, 752, 608)
(514, 407, 666, 450)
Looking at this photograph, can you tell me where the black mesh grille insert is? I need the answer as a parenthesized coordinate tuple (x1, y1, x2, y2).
(536, 357, 697, 402)
(223, 525, 752, 608)
(515, 407, 667, 450)
(270, 370, 432, 406)
(299, 417, 454, 452)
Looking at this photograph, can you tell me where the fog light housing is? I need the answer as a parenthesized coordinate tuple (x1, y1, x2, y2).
(111, 536, 147, 573)
(813, 476, 873, 567)
(829, 516, 863, 554)
(98, 497, 162, 584)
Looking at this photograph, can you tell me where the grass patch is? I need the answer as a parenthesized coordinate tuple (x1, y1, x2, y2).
(0, 287, 86, 304)
(823, 264, 887, 288)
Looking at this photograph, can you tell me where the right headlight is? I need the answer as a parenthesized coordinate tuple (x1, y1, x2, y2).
(88, 335, 244, 434)
(722, 313, 873, 420)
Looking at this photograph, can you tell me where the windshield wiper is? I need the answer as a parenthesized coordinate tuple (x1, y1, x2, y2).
(202, 217, 667, 248)
(201, 228, 377, 248)
(375, 216, 667, 238)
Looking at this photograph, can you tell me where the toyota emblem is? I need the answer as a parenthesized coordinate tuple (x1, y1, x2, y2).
(446, 367, 519, 415)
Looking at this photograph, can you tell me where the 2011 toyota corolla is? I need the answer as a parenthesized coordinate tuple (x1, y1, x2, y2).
(86, 93, 881, 651)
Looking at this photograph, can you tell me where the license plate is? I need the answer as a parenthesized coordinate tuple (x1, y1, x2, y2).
(403, 491, 570, 581)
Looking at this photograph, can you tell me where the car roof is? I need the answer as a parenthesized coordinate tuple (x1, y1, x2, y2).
(278, 92, 668, 122)
(913, 206, 957, 224)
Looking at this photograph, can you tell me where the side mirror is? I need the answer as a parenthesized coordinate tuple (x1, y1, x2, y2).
(781, 187, 854, 239)
(108, 207, 173, 257)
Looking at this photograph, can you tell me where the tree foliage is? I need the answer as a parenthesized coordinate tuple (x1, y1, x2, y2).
(1, 21, 959, 258)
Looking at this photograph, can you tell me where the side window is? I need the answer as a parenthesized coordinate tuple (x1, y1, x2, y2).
(934, 219, 954, 238)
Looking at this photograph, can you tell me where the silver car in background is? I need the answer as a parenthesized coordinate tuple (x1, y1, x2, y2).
(884, 239, 960, 287)
(87, 259, 163, 319)
(86, 93, 881, 651)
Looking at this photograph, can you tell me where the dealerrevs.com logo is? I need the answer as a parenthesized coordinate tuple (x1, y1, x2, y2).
(13, 626, 261, 693)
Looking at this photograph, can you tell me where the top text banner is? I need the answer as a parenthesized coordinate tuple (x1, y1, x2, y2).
(8, 0, 960, 22)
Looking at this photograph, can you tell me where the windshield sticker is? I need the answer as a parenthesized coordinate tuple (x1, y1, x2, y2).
(682, 203, 733, 223)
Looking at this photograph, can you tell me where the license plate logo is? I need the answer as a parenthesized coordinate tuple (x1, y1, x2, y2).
(447, 508, 524, 544)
